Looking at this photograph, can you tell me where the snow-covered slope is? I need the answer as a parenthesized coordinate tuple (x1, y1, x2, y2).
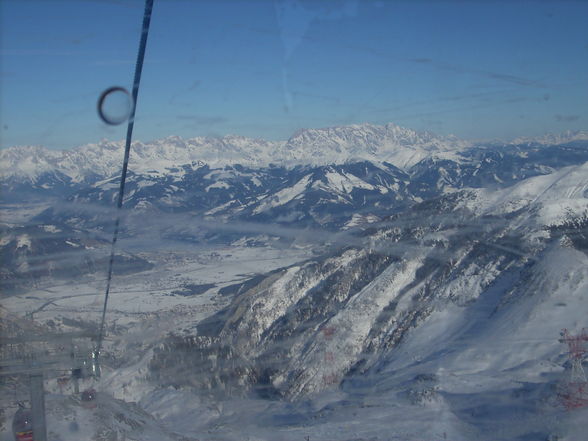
(146, 161, 586, 399)
(2, 151, 587, 440)
(460, 161, 588, 226)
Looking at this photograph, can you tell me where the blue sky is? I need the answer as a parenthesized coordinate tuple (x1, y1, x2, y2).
(1, 0, 587, 149)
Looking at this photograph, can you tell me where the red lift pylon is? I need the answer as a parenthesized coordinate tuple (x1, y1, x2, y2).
(558, 328, 588, 410)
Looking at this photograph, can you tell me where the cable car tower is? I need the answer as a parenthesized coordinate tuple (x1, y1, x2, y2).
(558, 328, 588, 410)
(0, 328, 99, 441)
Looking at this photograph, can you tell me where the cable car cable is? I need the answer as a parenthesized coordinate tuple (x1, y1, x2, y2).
(96, 0, 154, 363)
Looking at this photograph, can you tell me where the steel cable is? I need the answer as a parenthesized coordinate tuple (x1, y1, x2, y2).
(96, 0, 154, 361)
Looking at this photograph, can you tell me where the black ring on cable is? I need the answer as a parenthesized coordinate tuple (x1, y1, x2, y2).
(97, 86, 133, 125)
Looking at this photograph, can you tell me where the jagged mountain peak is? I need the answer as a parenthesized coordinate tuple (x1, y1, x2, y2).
(2, 123, 587, 187)
(1, 122, 465, 183)
(279, 122, 470, 169)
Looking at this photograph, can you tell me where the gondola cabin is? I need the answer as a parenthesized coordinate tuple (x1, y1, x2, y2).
(12, 408, 33, 441)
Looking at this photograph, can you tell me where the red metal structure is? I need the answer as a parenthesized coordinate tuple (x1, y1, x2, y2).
(558, 328, 588, 410)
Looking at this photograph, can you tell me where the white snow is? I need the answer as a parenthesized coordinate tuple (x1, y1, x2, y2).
(460, 162, 588, 226)
(320, 171, 376, 193)
(205, 180, 231, 191)
(253, 174, 312, 213)
(343, 213, 381, 230)
(41, 224, 62, 233)
(15, 234, 31, 249)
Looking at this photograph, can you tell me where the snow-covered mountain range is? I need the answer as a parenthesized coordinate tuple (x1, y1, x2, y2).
(2, 123, 587, 292)
(3, 123, 588, 186)
(1, 123, 463, 181)
(2, 123, 588, 440)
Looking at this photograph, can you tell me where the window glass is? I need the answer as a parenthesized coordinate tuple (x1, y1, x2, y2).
(1, 1, 587, 440)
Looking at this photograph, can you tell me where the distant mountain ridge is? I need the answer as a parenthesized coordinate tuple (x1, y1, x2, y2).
(1, 123, 461, 183)
(2, 122, 587, 236)
(4, 123, 586, 185)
